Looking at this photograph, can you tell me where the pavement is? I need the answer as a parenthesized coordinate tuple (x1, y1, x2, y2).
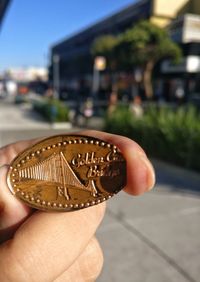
(97, 161, 200, 282)
(0, 96, 78, 146)
(0, 96, 104, 146)
(0, 97, 200, 282)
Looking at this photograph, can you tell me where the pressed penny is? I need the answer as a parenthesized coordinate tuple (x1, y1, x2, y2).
(7, 135, 126, 211)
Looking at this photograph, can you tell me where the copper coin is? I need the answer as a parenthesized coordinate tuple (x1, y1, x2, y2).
(7, 135, 126, 211)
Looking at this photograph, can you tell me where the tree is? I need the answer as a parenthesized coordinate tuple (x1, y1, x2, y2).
(116, 20, 182, 98)
(91, 35, 119, 92)
(91, 35, 118, 71)
(92, 21, 182, 99)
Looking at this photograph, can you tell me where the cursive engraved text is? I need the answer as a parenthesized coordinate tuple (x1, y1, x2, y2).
(87, 164, 120, 178)
(71, 151, 123, 168)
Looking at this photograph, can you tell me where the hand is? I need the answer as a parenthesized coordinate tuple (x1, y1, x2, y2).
(0, 130, 155, 282)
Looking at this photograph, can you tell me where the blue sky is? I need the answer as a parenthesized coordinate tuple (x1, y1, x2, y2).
(0, 0, 135, 70)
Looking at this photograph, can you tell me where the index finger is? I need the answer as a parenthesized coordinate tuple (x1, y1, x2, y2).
(1, 130, 155, 195)
(0, 138, 40, 167)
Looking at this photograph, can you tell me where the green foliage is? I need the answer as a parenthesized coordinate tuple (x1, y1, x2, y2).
(33, 98, 69, 122)
(14, 95, 28, 104)
(91, 20, 182, 98)
(92, 35, 118, 56)
(91, 35, 118, 70)
(117, 20, 182, 67)
(104, 105, 200, 171)
(104, 105, 135, 136)
(91, 20, 182, 70)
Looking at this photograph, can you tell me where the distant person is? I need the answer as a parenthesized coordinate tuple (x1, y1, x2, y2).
(83, 97, 94, 126)
(107, 91, 118, 116)
(45, 87, 54, 98)
(130, 95, 143, 118)
(154, 80, 163, 102)
(73, 99, 80, 126)
(175, 85, 185, 105)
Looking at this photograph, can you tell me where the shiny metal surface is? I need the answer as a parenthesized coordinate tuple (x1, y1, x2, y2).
(7, 135, 126, 211)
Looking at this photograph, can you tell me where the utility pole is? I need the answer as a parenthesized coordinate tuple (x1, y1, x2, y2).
(53, 54, 60, 100)
(92, 67, 100, 95)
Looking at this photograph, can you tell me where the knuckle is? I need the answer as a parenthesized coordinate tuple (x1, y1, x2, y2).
(54, 237, 104, 282)
(80, 237, 104, 281)
(80, 202, 106, 230)
(90, 202, 106, 223)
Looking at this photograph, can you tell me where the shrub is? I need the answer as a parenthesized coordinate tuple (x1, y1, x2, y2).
(14, 94, 28, 104)
(104, 104, 200, 171)
(33, 98, 69, 122)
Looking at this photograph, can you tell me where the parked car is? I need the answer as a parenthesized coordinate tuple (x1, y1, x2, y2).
(17, 83, 29, 95)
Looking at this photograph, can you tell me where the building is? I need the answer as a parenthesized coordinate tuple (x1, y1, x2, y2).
(1, 67, 48, 96)
(50, 0, 200, 100)
(158, 13, 200, 101)
(5, 67, 48, 82)
(0, 0, 11, 29)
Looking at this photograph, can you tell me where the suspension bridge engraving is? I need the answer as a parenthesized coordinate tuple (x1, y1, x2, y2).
(18, 152, 98, 200)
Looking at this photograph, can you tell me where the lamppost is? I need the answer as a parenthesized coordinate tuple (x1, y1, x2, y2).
(92, 56, 106, 98)
(133, 67, 142, 98)
(53, 54, 60, 100)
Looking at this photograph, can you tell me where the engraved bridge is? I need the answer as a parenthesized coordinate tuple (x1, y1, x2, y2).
(18, 152, 98, 200)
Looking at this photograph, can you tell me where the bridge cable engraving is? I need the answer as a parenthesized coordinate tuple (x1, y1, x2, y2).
(18, 152, 98, 200)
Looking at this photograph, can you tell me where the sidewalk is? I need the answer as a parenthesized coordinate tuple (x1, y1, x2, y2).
(0, 98, 199, 282)
(0, 98, 78, 146)
(97, 160, 200, 282)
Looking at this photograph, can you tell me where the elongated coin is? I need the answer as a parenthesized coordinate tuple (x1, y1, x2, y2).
(7, 135, 126, 211)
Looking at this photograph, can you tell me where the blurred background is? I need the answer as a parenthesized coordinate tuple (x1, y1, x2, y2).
(0, 0, 200, 281)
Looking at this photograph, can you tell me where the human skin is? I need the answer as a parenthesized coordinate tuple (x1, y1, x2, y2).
(0, 130, 155, 282)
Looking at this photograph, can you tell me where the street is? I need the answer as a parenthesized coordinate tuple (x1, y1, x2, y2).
(0, 98, 200, 282)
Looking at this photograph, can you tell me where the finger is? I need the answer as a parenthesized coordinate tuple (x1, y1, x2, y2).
(78, 130, 155, 195)
(0, 202, 106, 282)
(0, 130, 145, 166)
(0, 165, 32, 244)
(0, 138, 40, 166)
(55, 237, 103, 282)
(2, 131, 155, 195)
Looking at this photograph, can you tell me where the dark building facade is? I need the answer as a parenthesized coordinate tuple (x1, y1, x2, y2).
(50, 0, 200, 101)
(50, 0, 152, 98)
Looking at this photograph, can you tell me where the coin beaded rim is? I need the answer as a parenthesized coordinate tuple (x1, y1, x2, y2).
(7, 135, 125, 211)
